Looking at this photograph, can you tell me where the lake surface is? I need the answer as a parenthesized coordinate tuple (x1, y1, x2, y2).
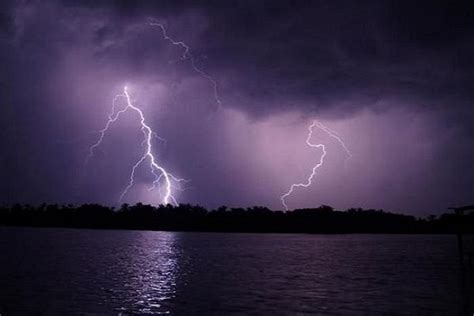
(0, 227, 472, 314)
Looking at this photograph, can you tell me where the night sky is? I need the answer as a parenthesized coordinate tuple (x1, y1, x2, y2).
(0, 0, 473, 215)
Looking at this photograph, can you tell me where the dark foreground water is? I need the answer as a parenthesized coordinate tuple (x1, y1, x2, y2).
(0, 227, 472, 315)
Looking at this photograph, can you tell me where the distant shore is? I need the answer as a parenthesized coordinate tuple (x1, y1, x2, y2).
(1, 203, 473, 234)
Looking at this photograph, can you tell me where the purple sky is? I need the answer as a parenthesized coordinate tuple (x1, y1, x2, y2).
(0, 0, 473, 215)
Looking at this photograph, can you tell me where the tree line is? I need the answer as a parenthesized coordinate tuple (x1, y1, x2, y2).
(0, 203, 472, 234)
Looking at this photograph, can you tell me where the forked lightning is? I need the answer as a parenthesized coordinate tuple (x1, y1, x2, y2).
(86, 86, 184, 205)
(280, 121, 351, 210)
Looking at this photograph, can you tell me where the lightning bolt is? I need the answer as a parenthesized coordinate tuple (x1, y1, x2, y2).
(280, 120, 351, 211)
(85, 94, 127, 166)
(314, 121, 352, 165)
(86, 86, 185, 206)
(280, 121, 327, 211)
(149, 19, 222, 110)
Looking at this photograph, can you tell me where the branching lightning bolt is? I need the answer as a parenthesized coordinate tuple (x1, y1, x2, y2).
(149, 19, 222, 110)
(280, 121, 351, 211)
(85, 94, 127, 166)
(86, 86, 185, 206)
(280, 121, 327, 211)
(314, 121, 352, 165)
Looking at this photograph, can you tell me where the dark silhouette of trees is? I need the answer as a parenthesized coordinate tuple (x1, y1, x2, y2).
(0, 203, 472, 234)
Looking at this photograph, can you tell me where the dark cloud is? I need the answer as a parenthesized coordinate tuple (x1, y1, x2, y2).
(198, 0, 474, 116)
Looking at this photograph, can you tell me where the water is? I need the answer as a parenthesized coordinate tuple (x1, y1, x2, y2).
(0, 227, 471, 314)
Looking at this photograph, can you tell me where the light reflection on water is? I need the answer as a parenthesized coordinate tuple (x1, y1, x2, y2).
(0, 228, 472, 314)
(118, 232, 179, 314)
